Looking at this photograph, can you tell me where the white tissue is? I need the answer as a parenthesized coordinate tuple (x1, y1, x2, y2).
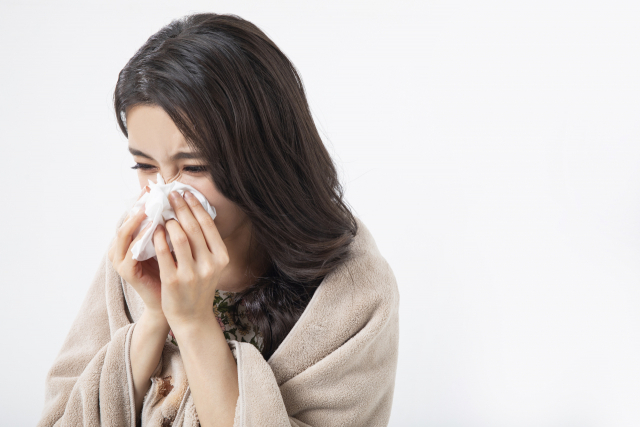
(129, 172, 217, 261)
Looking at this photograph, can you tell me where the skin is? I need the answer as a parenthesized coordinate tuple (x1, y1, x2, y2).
(108, 104, 269, 427)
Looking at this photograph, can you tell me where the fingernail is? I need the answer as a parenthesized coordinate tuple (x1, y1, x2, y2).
(183, 191, 193, 200)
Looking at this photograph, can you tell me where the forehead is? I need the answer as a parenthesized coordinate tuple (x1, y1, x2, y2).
(126, 104, 193, 153)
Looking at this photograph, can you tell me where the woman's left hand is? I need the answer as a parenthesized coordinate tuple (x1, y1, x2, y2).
(153, 190, 229, 331)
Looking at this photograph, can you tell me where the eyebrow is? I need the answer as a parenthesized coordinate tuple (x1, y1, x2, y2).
(128, 146, 203, 161)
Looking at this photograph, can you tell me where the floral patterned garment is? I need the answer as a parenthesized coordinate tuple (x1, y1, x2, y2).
(167, 289, 264, 354)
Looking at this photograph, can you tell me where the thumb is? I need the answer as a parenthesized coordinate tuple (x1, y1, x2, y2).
(129, 221, 154, 259)
(133, 221, 153, 243)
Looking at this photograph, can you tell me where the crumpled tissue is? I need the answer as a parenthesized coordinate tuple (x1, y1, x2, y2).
(129, 172, 217, 261)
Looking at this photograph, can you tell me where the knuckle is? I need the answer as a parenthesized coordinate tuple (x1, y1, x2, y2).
(216, 253, 230, 267)
(173, 234, 189, 246)
(183, 222, 200, 235)
(175, 203, 190, 214)
(117, 227, 127, 239)
(114, 265, 126, 278)
(201, 216, 215, 229)
(156, 244, 170, 254)
(164, 220, 177, 233)
(201, 263, 215, 278)
(186, 197, 201, 209)
(163, 275, 179, 287)
(153, 231, 164, 243)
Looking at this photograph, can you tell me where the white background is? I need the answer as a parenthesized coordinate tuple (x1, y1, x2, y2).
(1, 1, 639, 426)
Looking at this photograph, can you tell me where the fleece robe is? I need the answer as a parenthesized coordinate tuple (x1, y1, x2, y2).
(37, 210, 400, 427)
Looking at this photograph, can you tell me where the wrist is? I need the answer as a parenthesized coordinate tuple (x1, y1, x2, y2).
(169, 312, 220, 344)
(139, 309, 170, 335)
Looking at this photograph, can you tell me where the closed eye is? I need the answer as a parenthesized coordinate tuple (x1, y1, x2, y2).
(130, 163, 208, 173)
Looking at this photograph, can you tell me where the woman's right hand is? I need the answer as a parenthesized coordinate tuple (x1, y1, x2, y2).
(108, 186, 165, 317)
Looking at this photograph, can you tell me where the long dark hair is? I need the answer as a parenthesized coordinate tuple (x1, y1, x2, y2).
(114, 13, 358, 360)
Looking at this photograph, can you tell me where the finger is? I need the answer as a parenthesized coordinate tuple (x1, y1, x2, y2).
(153, 224, 177, 281)
(168, 191, 210, 262)
(108, 234, 118, 263)
(182, 190, 227, 258)
(108, 241, 115, 264)
(118, 220, 153, 272)
(164, 218, 195, 270)
(122, 186, 151, 224)
(114, 206, 148, 266)
(139, 185, 150, 199)
(127, 220, 153, 258)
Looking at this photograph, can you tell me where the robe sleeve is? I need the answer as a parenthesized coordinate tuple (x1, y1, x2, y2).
(228, 266, 400, 427)
(37, 213, 138, 427)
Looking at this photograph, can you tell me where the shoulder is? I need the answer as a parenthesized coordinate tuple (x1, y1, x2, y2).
(267, 215, 399, 378)
(321, 215, 400, 340)
(344, 216, 399, 307)
(311, 214, 400, 327)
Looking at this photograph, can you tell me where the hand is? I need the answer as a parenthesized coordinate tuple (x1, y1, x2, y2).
(152, 190, 229, 331)
(108, 186, 165, 316)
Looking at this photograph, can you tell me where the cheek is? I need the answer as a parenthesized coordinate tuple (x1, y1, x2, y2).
(137, 174, 149, 188)
(211, 201, 245, 240)
(182, 180, 234, 223)
(182, 179, 220, 209)
(187, 186, 243, 239)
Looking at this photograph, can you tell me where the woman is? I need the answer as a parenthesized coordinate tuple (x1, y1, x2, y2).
(38, 13, 399, 427)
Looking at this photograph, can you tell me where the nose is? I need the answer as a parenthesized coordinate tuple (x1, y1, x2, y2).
(160, 170, 182, 185)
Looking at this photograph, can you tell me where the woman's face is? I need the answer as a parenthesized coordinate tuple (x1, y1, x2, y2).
(125, 104, 248, 240)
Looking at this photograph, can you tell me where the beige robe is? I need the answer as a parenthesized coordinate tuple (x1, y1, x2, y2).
(37, 210, 400, 427)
